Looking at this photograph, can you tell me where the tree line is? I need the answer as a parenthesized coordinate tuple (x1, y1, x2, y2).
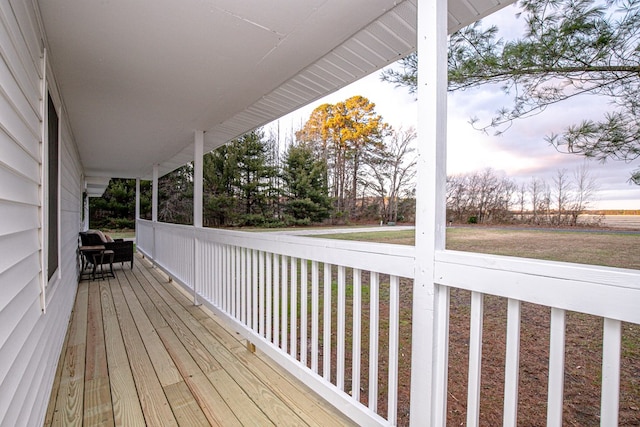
(91, 92, 603, 230)
(90, 96, 418, 228)
(446, 165, 600, 226)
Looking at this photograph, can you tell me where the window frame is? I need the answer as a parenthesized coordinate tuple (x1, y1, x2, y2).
(41, 75, 62, 312)
(46, 92, 59, 283)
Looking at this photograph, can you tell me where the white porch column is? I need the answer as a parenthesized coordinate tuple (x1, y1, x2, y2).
(135, 178, 141, 221)
(152, 164, 159, 263)
(83, 189, 89, 231)
(152, 164, 159, 223)
(194, 130, 204, 228)
(135, 178, 140, 245)
(193, 130, 204, 306)
(410, 0, 448, 424)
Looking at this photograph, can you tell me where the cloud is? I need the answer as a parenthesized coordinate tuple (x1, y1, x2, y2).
(444, 44, 640, 209)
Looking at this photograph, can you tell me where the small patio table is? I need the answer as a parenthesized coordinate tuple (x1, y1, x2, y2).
(79, 245, 111, 280)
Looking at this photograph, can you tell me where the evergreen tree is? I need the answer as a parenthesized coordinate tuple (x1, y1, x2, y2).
(282, 143, 333, 223)
(89, 178, 150, 229)
(234, 130, 278, 223)
(203, 129, 279, 227)
(203, 143, 239, 226)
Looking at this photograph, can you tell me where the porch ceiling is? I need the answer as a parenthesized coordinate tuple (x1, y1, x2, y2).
(37, 0, 513, 187)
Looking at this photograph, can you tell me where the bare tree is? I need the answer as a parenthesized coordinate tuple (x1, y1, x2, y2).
(498, 178, 517, 221)
(552, 169, 573, 225)
(542, 183, 553, 224)
(474, 169, 497, 223)
(446, 165, 599, 226)
(366, 127, 417, 223)
(568, 163, 599, 226)
(386, 128, 417, 223)
(446, 175, 468, 223)
(517, 183, 527, 221)
(528, 177, 545, 224)
(445, 168, 516, 223)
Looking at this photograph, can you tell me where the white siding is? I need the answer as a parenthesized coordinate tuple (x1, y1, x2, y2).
(0, 1, 82, 426)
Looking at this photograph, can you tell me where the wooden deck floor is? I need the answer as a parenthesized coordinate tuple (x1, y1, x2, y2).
(44, 254, 355, 426)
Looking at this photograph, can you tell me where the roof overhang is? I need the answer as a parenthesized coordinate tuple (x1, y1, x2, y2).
(37, 0, 515, 182)
(84, 176, 112, 198)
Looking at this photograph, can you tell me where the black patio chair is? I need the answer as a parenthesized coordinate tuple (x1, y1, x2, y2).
(79, 230, 134, 269)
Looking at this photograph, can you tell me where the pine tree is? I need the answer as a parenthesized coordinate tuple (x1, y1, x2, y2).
(382, 0, 640, 183)
(282, 143, 332, 224)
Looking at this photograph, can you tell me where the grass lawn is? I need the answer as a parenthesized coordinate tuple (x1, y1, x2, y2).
(313, 226, 640, 270)
(308, 226, 640, 426)
(102, 229, 136, 240)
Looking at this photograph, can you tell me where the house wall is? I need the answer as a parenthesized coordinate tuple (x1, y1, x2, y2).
(0, 1, 83, 426)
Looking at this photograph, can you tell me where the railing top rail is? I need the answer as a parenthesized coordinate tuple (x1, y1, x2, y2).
(138, 220, 640, 323)
(436, 249, 640, 290)
(138, 219, 416, 278)
(436, 250, 640, 323)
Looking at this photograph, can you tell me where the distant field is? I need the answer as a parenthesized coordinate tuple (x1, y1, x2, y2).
(579, 214, 640, 229)
(313, 227, 640, 270)
(111, 222, 639, 268)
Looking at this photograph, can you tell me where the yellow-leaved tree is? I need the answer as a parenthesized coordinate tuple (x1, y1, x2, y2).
(296, 95, 389, 221)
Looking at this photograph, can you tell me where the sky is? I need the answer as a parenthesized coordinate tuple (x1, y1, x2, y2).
(268, 4, 640, 210)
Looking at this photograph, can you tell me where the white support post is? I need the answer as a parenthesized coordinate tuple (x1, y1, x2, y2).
(322, 262, 332, 381)
(152, 164, 158, 263)
(601, 318, 621, 426)
(503, 299, 521, 427)
(369, 271, 380, 413)
(194, 130, 204, 228)
(547, 308, 566, 427)
(152, 165, 158, 223)
(467, 292, 484, 427)
(352, 268, 362, 401)
(135, 178, 140, 246)
(193, 131, 204, 306)
(83, 189, 89, 231)
(410, 0, 449, 425)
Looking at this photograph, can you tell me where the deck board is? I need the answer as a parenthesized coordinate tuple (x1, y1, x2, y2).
(117, 278, 182, 387)
(51, 283, 89, 426)
(163, 381, 210, 427)
(109, 276, 178, 426)
(83, 280, 113, 426)
(153, 282, 308, 426)
(44, 325, 68, 426)
(100, 280, 146, 426)
(45, 253, 355, 426)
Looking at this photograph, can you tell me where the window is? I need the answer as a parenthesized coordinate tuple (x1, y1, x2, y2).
(47, 93, 59, 280)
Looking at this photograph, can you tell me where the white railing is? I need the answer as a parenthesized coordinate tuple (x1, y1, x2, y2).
(137, 219, 414, 426)
(433, 250, 640, 427)
(136, 219, 640, 426)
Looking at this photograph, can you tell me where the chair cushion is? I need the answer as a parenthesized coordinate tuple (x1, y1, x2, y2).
(86, 229, 113, 242)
